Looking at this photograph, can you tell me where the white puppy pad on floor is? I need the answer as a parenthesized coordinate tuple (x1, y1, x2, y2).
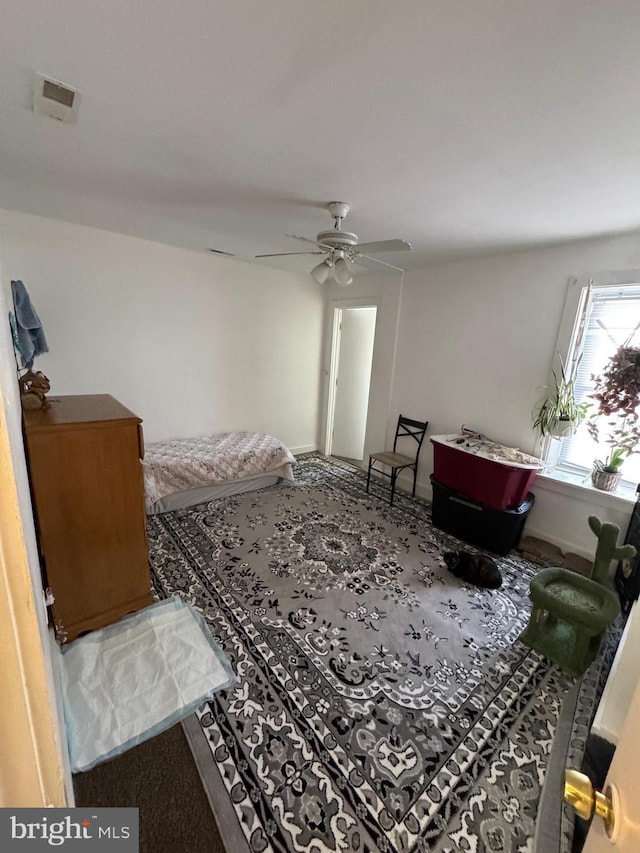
(61, 596, 235, 772)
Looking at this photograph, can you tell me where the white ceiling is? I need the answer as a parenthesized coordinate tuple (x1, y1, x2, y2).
(2, 0, 640, 275)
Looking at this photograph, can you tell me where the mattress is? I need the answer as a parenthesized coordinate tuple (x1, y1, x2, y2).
(143, 431, 295, 514)
(149, 468, 291, 514)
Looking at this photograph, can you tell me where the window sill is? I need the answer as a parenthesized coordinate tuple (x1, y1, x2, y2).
(537, 466, 638, 509)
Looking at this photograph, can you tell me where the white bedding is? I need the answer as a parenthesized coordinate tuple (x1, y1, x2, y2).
(143, 431, 295, 514)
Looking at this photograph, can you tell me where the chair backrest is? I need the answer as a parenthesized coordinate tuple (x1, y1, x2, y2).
(392, 415, 429, 461)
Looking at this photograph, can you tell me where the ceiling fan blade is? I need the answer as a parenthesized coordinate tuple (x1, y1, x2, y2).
(355, 239, 412, 254)
(286, 234, 323, 247)
(353, 253, 405, 273)
(255, 251, 324, 258)
(286, 234, 340, 254)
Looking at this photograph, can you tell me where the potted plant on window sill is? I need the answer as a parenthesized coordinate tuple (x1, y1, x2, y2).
(587, 344, 640, 492)
(591, 448, 630, 492)
(532, 355, 590, 439)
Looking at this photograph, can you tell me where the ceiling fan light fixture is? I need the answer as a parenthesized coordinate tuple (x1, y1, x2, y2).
(333, 255, 353, 286)
(311, 259, 332, 284)
(335, 271, 353, 286)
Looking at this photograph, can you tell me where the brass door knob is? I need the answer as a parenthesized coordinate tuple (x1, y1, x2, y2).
(564, 769, 615, 834)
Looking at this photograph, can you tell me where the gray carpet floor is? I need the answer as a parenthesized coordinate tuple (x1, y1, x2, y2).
(73, 721, 226, 853)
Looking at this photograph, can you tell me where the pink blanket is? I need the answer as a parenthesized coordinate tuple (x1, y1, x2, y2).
(143, 432, 295, 509)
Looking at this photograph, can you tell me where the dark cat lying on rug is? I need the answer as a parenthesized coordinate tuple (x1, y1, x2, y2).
(443, 550, 502, 589)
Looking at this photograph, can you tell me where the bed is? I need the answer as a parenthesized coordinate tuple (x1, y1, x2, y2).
(142, 431, 296, 514)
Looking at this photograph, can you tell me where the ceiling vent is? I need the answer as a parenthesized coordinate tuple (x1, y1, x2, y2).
(32, 73, 81, 124)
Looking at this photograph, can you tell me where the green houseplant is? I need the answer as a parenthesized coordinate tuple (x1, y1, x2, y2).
(533, 355, 590, 438)
(587, 344, 640, 491)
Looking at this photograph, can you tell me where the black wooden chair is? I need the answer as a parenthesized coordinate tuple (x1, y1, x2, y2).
(366, 415, 428, 505)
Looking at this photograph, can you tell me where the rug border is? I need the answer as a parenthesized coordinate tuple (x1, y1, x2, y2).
(533, 679, 579, 853)
(182, 713, 250, 853)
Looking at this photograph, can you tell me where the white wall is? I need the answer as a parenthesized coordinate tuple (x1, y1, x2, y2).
(4, 206, 636, 558)
(394, 232, 640, 557)
(0, 209, 324, 450)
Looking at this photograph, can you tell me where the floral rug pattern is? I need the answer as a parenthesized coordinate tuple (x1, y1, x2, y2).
(147, 454, 590, 853)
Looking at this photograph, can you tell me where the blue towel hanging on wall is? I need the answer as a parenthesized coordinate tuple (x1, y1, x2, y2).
(11, 279, 48, 369)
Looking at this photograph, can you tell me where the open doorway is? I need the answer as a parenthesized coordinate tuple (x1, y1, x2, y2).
(326, 305, 377, 464)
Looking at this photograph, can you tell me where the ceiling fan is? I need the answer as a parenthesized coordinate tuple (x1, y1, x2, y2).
(255, 202, 412, 285)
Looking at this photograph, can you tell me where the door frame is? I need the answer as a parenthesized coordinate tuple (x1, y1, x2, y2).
(0, 252, 68, 806)
(323, 298, 379, 459)
(324, 306, 342, 456)
(0, 397, 68, 806)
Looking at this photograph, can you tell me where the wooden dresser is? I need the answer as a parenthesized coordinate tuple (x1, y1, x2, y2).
(23, 394, 153, 643)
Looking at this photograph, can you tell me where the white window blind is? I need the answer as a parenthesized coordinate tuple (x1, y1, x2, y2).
(557, 283, 640, 487)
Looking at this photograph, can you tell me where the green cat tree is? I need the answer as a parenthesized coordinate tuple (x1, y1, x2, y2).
(519, 515, 636, 678)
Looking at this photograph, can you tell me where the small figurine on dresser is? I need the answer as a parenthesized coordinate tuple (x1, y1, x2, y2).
(18, 369, 51, 410)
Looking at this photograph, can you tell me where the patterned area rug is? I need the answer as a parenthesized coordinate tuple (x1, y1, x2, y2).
(147, 453, 607, 853)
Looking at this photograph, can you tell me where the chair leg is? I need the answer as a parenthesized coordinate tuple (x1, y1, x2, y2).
(412, 465, 417, 498)
(390, 468, 397, 505)
(366, 458, 373, 493)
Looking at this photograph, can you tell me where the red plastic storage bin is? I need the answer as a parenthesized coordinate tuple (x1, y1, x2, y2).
(430, 434, 541, 510)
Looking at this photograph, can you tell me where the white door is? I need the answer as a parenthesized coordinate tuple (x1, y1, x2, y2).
(330, 306, 377, 461)
(582, 671, 640, 851)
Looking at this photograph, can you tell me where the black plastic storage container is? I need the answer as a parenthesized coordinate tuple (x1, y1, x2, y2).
(430, 475, 535, 556)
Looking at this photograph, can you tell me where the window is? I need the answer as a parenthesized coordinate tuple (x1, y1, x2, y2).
(551, 275, 640, 490)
